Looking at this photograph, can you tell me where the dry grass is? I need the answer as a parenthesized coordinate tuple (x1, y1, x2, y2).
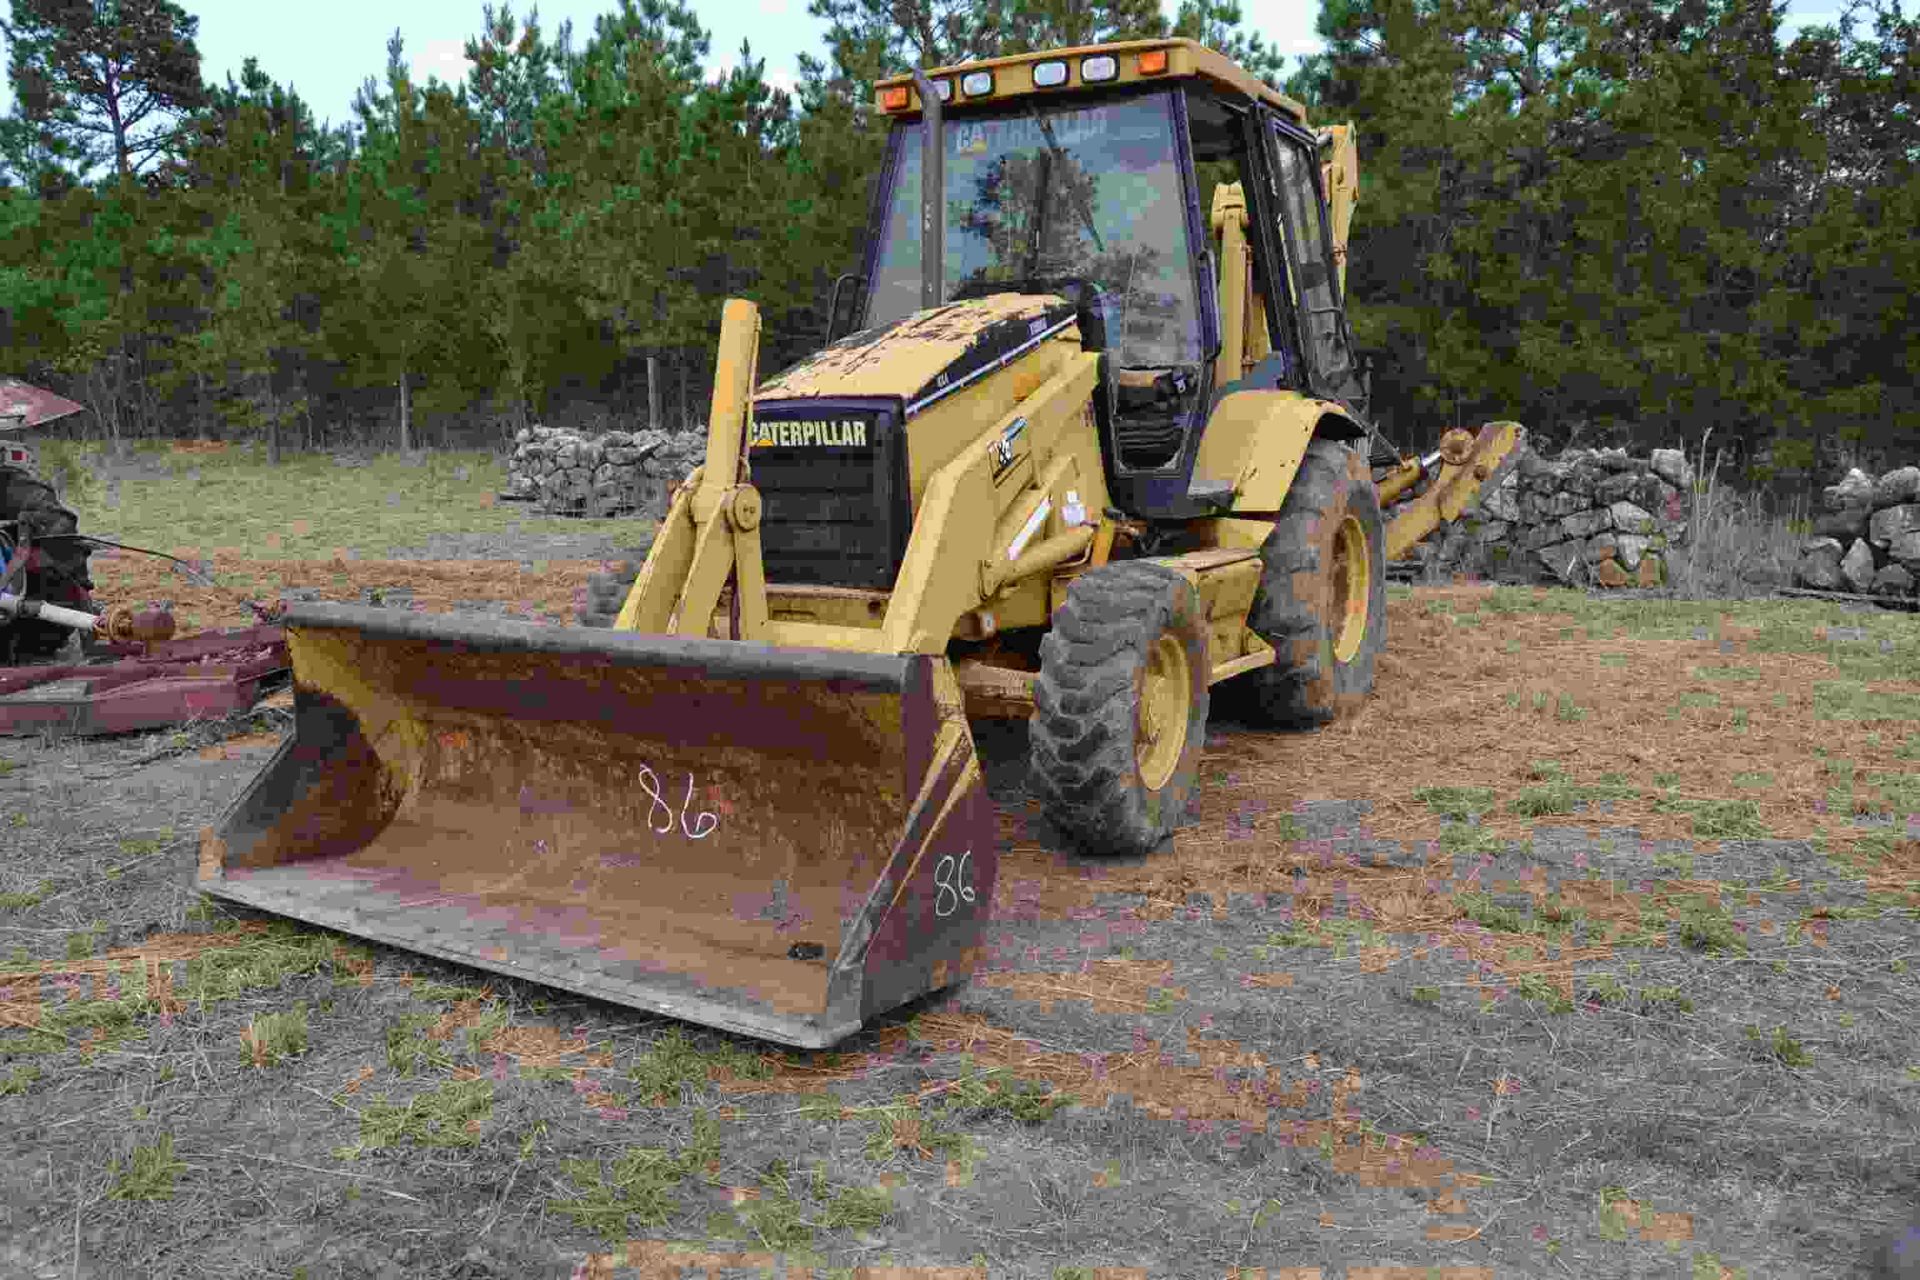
(1668, 432, 1809, 599)
(85, 547, 611, 633)
(67, 440, 635, 561)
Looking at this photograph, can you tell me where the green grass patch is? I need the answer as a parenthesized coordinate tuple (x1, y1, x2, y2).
(1415, 786, 1497, 821)
(1653, 850, 1696, 876)
(0, 1064, 42, 1095)
(1580, 974, 1627, 1005)
(77, 443, 645, 560)
(1448, 890, 1587, 943)
(1508, 766, 1638, 818)
(170, 921, 372, 1009)
(107, 1134, 186, 1201)
(1692, 664, 1760, 681)
(627, 1027, 772, 1105)
(385, 1013, 453, 1077)
(1438, 821, 1506, 856)
(116, 829, 176, 857)
(1513, 972, 1573, 1013)
(338, 1079, 495, 1157)
(1637, 985, 1695, 1014)
(1865, 771, 1920, 817)
(1261, 916, 1390, 960)
(1673, 898, 1748, 955)
(241, 1003, 310, 1068)
(1454, 891, 1530, 934)
(0, 880, 53, 910)
(937, 1063, 1072, 1124)
(407, 980, 494, 1004)
(1815, 680, 1920, 723)
(732, 1159, 896, 1253)
(1745, 1024, 1813, 1068)
(552, 1144, 688, 1239)
(1651, 794, 1768, 840)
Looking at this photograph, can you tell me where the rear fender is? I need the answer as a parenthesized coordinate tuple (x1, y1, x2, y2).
(1190, 391, 1364, 514)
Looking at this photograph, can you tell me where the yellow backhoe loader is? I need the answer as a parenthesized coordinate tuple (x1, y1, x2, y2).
(199, 40, 1524, 1048)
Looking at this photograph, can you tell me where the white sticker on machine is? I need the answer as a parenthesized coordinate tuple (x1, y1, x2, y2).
(1007, 497, 1052, 562)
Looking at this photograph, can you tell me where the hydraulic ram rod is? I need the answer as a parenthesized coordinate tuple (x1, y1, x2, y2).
(0, 591, 99, 631)
(0, 593, 177, 643)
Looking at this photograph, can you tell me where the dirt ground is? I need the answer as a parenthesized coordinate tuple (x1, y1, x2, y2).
(2, 578, 1918, 1279)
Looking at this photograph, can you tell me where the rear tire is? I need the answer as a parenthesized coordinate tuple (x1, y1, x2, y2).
(0, 468, 93, 660)
(1228, 437, 1386, 727)
(1029, 561, 1210, 856)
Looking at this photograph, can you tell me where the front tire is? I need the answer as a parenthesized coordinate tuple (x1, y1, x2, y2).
(1029, 561, 1210, 855)
(1230, 437, 1386, 726)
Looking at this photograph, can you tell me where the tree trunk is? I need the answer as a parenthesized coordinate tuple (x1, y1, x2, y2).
(265, 374, 281, 466)
(398, 371, 412, 453)
(647, 356, 661, 432)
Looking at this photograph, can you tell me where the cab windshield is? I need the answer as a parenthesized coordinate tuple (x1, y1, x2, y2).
(864, 92, 1203, 369)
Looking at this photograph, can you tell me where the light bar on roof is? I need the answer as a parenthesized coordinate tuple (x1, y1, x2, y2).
(1032, 60, 1068, 88)
(1081, 54, 1118, 82)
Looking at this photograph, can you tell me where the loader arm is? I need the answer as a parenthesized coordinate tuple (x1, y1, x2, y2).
(1380, 422, 1527, 561)
(616, 297, 770, 640)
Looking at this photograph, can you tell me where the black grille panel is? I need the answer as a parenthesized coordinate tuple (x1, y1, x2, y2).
(748, 399, 909, 590)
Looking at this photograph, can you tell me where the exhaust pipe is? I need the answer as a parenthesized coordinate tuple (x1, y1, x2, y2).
(912, 67, 944, 310)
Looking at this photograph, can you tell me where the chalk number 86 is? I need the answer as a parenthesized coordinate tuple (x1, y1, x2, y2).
(933, 850, 976, 918)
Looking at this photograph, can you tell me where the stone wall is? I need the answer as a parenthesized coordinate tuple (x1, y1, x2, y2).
(505, 426, 706, 518)
(1407, 446, 1695, 587)
(1794, 465, 1920, 599)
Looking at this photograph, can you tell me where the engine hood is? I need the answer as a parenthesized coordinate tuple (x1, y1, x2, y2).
(756, 293, 1078, 418)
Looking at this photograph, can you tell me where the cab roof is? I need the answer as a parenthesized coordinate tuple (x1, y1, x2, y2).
(872, 38, 1309, 124)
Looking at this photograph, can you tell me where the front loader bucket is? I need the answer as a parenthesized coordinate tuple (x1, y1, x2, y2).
(198, 604, 995, 1049)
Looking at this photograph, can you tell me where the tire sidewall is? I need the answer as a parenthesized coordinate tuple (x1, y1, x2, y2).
(1137, 577, 1210, 835)
(1327, 445, 1387, 711)
(1029, 561, 1213, 855)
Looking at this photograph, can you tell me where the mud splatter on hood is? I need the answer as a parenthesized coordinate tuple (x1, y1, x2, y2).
(756, 293, 1079, 417)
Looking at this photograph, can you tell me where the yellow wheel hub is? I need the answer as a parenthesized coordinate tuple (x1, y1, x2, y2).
(1330, 513, 1371, 664)
(1136, 632, 1192, 792)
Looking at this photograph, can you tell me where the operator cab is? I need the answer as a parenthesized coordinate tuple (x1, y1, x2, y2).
(853, 43, 1368, 519)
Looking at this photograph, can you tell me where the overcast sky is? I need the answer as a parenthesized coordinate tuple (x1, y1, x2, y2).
(0, 0, 1855, 130)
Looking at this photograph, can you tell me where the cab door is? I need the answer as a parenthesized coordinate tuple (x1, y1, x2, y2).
(1261, 114, 1363, 407)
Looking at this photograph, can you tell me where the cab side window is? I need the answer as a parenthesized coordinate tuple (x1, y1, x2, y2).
(1267, 121, 1353, 391)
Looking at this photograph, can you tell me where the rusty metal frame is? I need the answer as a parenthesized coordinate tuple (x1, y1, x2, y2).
(0, 624, 287, 737)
